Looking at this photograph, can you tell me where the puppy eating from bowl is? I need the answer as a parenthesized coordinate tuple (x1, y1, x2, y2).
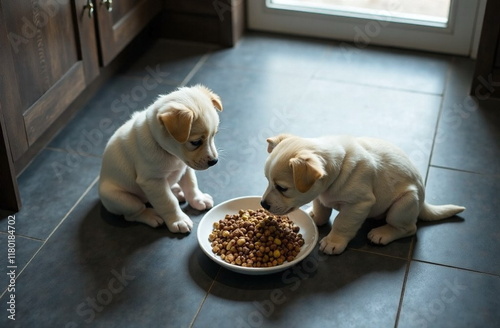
(99, 85, 222, 233)
(261, 134, 465, 254)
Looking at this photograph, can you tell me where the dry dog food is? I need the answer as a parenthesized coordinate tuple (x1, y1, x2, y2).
(209, 208, 305, 267)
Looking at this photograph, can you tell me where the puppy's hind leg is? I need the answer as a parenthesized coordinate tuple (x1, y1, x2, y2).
(99, 182, 163, 228)
(368, 191, 419, 245)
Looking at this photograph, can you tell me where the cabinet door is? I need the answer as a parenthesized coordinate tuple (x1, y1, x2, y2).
(95, 0, 162, 66)
(0, 0, 100, 162)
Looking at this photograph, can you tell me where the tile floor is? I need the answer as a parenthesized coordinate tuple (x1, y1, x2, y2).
(1, 32, 499, 328)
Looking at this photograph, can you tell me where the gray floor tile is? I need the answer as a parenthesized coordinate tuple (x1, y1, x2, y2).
(399, 261, 500, 328)
(317, 43, 450, 94)
(193, 250, 407, 328)
(431, 57, 500, 175)
(0, 149, 100, 240)
(124, 39, 218, 83)
(205, 32, 332, 77)
(414, 167, 500, 275)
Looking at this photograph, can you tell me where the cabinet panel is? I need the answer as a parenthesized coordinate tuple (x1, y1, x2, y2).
(96, 0, 162, 66)
(24, 62, 86, 144)
(0, 4, 27, 160)
(0, 0, 100, 161)
(2, 1, 79, 111)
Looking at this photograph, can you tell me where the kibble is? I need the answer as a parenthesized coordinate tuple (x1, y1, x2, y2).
(209, 208, 305, 268)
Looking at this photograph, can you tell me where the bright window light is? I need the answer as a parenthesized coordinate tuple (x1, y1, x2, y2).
(269, 0, 451, 27)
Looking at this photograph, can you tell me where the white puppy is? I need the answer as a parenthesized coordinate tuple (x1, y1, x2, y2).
(99, 85, 223, 233)
(261, 134, 465, 254)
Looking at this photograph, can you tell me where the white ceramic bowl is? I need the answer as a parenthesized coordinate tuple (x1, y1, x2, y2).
(197, 196, 319, 275)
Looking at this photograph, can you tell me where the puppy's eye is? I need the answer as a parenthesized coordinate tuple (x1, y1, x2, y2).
(190, 139, 203, 148)
(275, 184, 288, 193)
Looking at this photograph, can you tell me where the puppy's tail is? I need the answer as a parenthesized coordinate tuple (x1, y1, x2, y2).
(419, 202, 465, 221)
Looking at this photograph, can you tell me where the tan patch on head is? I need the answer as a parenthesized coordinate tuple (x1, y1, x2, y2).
(158, 106, 194, 143)
(289, 151, 326, 193)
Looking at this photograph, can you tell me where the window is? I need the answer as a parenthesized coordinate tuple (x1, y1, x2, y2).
(248, 0, 482, 56)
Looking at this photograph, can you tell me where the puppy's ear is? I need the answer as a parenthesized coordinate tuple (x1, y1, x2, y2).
(158, 107, 194, 143)
(266, 134, 293, 153)
(210, 93, 223, 112)
(289, 152, 325, 193)
(198, 85, 223, 112)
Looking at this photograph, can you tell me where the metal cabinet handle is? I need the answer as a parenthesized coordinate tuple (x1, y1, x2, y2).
(102, 0, 113, 12)
(83, 0, 94, 18)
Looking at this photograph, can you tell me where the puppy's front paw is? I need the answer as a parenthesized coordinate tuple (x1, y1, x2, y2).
(188, 192, 214, 211)
(165, 212, 193, 233)
(319, 235, 349, 255)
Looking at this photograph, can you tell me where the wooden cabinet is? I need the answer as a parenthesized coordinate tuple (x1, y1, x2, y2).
(162, 0, 245, 46)
(0, 0, 100, 162)
(96, 0, 162, 65)
(0, 0, 161, 211)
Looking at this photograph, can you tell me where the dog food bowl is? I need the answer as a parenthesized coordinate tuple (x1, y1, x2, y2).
(197, 196, 318, 275)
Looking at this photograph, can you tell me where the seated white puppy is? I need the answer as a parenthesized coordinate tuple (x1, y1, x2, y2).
(261, 134, 465, 254)
(99, 85, 222, 233)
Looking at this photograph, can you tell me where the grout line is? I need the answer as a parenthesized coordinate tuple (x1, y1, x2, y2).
(410, 259, 500, 277)
(424, 57, 454, 185)
(0, 175, 99, 300)
(313, 75, 445, 97)
(394, 259, 413, 328)
(394, 236, 416, 328)
(348, 247, 410, 261)
(0, 231, 44, 242)
(429, 164, 500, 177)
(188, 268, 221, 328)
(179, 53, 210, 87)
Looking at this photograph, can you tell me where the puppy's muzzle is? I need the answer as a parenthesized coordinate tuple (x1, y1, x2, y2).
(260, 199, 271, 210)
(207, 158, 218, 167)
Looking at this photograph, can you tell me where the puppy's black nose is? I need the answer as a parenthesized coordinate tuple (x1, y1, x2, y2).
(260, 200, 270, 210)
(207, 159, 218, 167)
